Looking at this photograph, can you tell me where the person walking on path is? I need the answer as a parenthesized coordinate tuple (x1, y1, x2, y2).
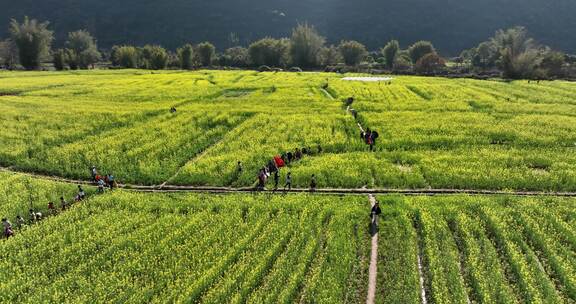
(2, 218, 13, 239)
(257, 168, 267, 191)
(60, 197, 68, 211)
(370, 202, 382, 226)
(29, 209, 42, 222)
(284, 172, 292, 192)
(107, 174, 115, 190)
(273, 171, 280, 191)
(15, 215, 26, 229)
(90, 166, 98, 182)
(77, 185, 86, 200)
(48, 201, 57, 215)
(97, 179, 105, 193)
(369, 130, 379, 152)
(310, 174, 317, 192)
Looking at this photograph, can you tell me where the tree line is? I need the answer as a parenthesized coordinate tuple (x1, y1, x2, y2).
(0, 17, 572, 79)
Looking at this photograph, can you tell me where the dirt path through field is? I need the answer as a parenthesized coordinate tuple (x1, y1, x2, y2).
(366, 194, 379, 304)
(3, 166, 576, 196)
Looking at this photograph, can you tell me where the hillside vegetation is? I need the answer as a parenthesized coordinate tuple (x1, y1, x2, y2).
(1, 0, 576, 54)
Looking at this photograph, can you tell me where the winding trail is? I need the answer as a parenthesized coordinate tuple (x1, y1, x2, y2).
(2, 166, 576, 197)
(366, 194, 379, 304)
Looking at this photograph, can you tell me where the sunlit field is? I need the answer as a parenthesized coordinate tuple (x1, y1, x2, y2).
(1, 70, 576, 191)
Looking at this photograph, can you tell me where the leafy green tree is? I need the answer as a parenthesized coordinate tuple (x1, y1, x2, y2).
(248, 38, 290, 67)
(408, 41, 435, 64)
(9, 17, 53, 70)
(112, 45, 138, 68)
(52, 49, 68, 70)
(65, 49, 80, 70)
(338, 40, 367, 66)
(196, 42, 216, 66)
(415, 53, 446, 74)
(220, 47, 249, 67)
(382, 40, 399, 68)
(177, 44, 194, 69)
(0, 39, 18, 69)
(538, 50, 565, 78)
(139, 45, 168, 70)
(289, 23, 325, 68)
(318, 45, 342, 66)
(65, 30, 101, 69)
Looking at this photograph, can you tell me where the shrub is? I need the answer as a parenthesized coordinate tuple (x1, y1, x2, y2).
(112, 46, 138, 68)
(382, 40, 400, 68)
(177, 44, 194, 70)
(220, 47, 249, 67)
(415, 53, 446, 74)
(9, 17, 53, 70)
(408, 41, 435, 64)
(139, 45, 168, 70)
(249, 38, 289, 67)
(289, 23, 325, 68)
(65, 30, 101, 69)
(52, 49, 67, 70)
(196, 42, 216, 67)
(338, 40, 367, 66)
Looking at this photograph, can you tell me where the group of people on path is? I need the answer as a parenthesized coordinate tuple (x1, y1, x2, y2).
(252, 145, 321, 192)
(2, 166, 115, 239)
(2, 184, 88, 239)
(361, 128, 379, 151)
(91, 166, 116, 193)
(346, 96, 380, 151)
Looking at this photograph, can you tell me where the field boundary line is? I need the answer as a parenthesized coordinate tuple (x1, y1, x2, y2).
(366, 194, 378, 304)
(320, 88, 335, 100)
(2, 167, 576, 197)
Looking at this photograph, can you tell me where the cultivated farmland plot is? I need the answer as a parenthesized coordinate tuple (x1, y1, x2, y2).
(0, 174, 575, 303)
(1, 70, 576, 303)
(1, 70, 576, 190)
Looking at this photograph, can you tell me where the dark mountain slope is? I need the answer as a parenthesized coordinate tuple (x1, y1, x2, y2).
(1, 0, 574, 55)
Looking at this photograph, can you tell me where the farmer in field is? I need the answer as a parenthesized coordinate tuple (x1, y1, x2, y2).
(2, 218, 14, 239)
(310, 174, 317, 192)
(170, 106, 177, 113)
(237, 161, 243, 173)
(284, 172, 292, 191)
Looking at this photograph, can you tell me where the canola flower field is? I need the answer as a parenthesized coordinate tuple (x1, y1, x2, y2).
(2, 70, 576, 190)
(1, 70, 576, 303)
(0, 189, 370, 303)
(0, 173, 574, 303)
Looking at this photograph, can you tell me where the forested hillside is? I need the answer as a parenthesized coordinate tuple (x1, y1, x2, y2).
(1, 0, 575, 54)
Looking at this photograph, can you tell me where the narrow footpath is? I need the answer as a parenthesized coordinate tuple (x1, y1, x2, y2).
(366, 194, 379, 304)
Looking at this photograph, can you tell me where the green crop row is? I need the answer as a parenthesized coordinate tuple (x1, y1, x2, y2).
(376, 195, 576, 304)
(2, 69, 576, 191)
(0, 190, 368, 303)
